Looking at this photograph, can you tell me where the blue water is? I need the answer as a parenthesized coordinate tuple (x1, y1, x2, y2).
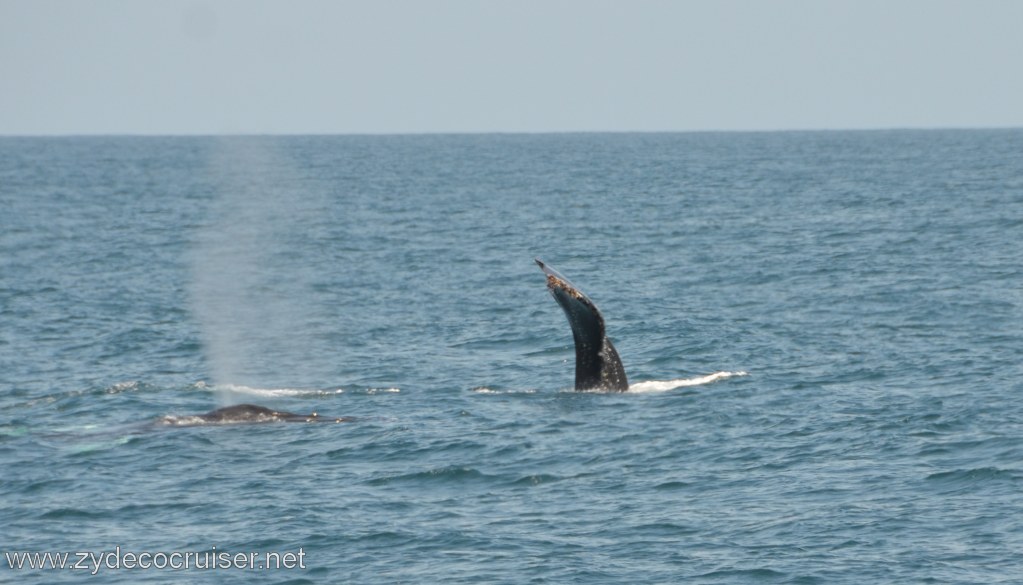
(1, 131, 1021, 583)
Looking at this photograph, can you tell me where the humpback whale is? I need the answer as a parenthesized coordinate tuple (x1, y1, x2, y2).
(536, 259, 629, 392)
(161, 260, 626, 424)
(165, 403, 353, 425)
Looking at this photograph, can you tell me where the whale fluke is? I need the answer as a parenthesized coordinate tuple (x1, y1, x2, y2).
(536, 259, 629, 392)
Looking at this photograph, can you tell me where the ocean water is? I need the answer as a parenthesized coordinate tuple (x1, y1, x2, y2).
(1, 131, 1021, 584)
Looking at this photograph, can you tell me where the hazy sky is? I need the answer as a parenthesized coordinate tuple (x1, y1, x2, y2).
(2, 0, 1021, 135)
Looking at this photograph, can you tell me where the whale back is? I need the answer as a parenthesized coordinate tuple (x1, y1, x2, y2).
(536, 259, 629, 391)
(193, 404, 351, 424)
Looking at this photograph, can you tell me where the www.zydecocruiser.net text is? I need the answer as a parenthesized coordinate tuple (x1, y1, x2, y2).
(4, 546, 306, 575)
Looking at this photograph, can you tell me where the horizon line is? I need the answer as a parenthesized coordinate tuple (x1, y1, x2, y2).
(1, 124, 1021, 139)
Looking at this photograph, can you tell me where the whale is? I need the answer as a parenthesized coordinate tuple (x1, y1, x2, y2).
(161, 260, 626, 424)
(163, 403, 353, 425)
(536, 259, 629, 392)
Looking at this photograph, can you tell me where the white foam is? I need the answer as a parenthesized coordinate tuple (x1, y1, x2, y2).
(159, 415, 209, 426)
(472, 387, 537, 395)
(194, 382, 346, 398)
(108, 381, 140, 393)
(627, 371, 748, 393)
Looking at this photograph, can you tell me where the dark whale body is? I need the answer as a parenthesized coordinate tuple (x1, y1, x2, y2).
(536, 259, 629, 392)
(170, 403, 353, 425)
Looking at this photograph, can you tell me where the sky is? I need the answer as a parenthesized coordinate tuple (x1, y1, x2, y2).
(2, 0, 1022, 135)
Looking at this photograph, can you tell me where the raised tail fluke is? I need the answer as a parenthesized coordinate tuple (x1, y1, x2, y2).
(536, 259, 628, 392)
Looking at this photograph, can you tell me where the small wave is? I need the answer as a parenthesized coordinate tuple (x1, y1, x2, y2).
(472, 387, 537, 395)
(694, 568, 787, 581)
(63, 436, 134, 452)
(511, 473, 564, 486)
(39, 507, 108, 520)
(367, 466, 495, 486)
(628, 371, 748, 393)
(107, 380, 143, 394)
(925, 467, 1018, 483)
(13, 381, 154, 410)
(0, 425, 30, 439)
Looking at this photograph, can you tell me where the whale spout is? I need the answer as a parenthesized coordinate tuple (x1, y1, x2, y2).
(536, 259, 628, 392)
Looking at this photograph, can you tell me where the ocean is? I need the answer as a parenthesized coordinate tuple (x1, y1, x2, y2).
(1, 130, 1021, 583)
